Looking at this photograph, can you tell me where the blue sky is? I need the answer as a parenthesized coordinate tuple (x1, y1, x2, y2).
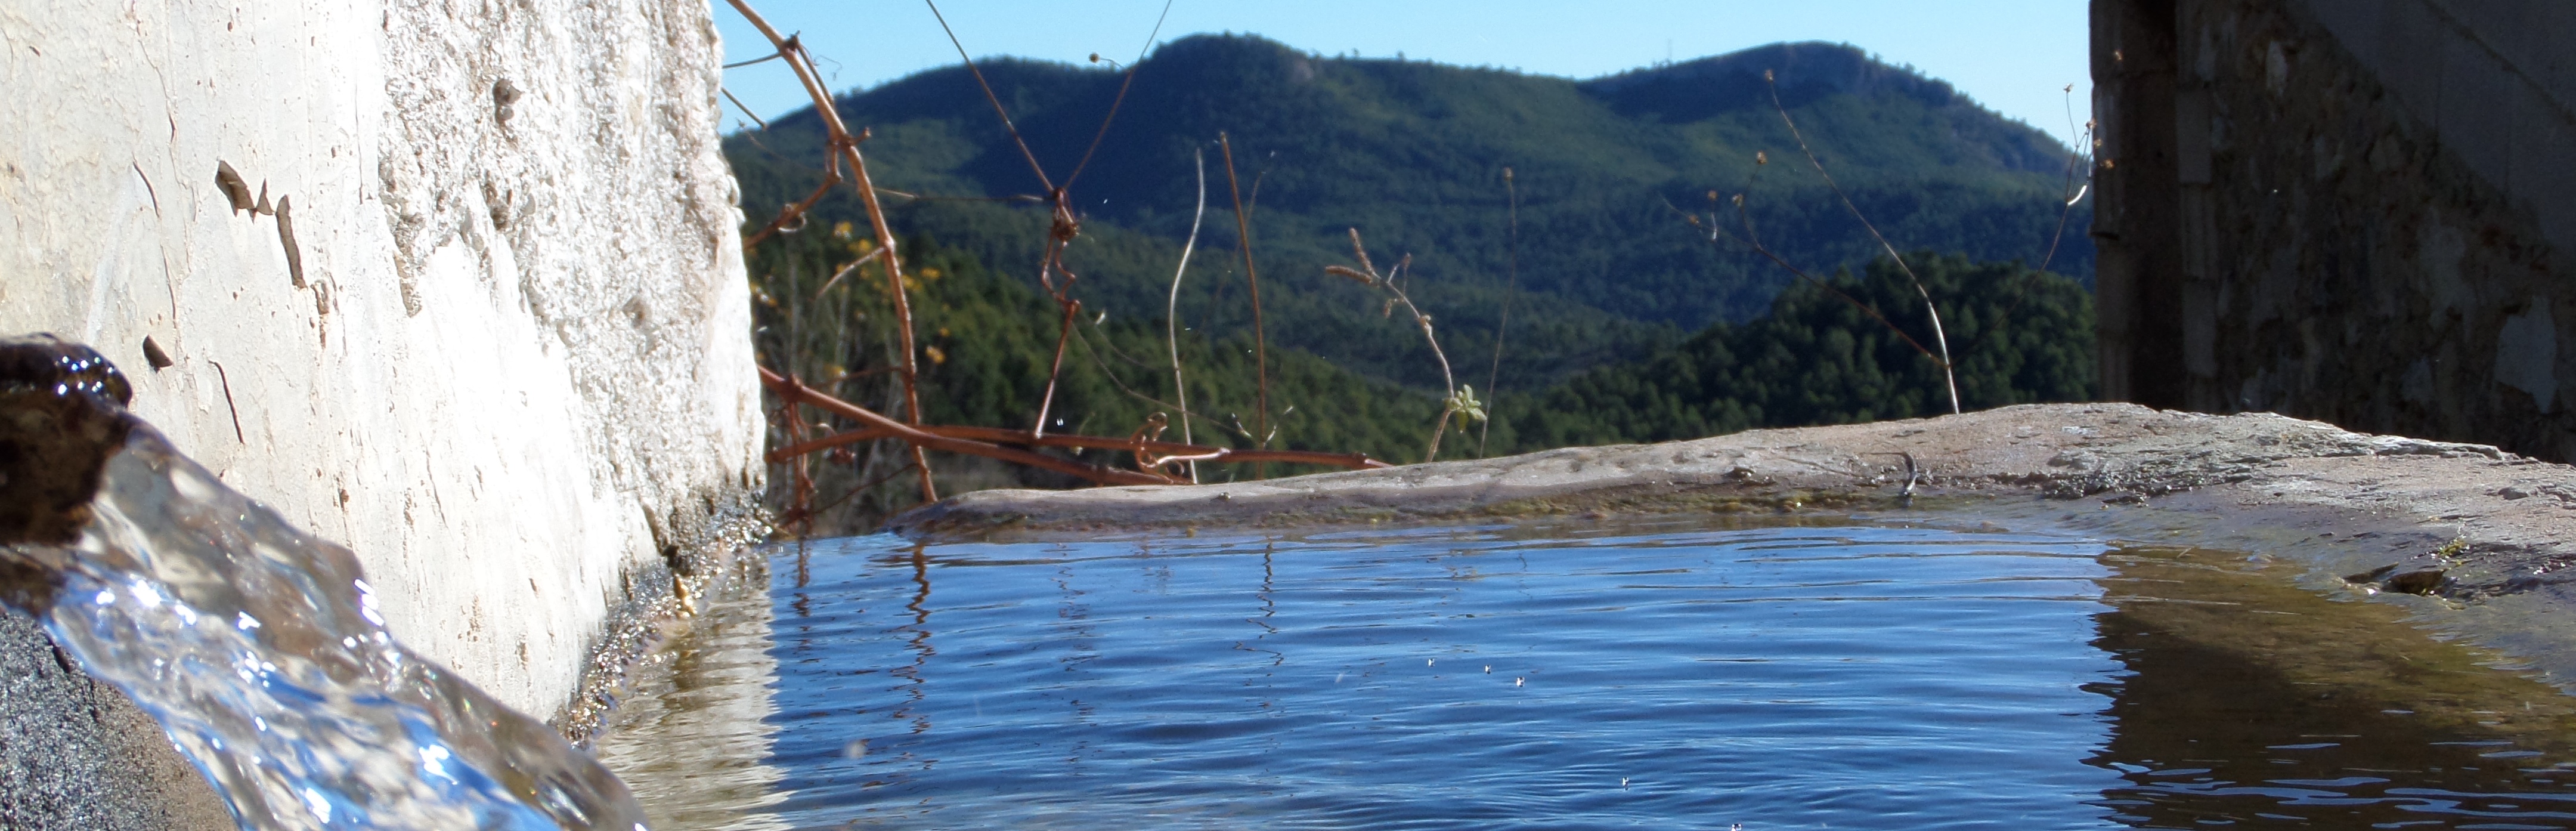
(715, 1, 2092, 147)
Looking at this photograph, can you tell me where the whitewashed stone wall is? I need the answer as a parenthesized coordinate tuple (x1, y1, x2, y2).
(0, 0, 761, 718)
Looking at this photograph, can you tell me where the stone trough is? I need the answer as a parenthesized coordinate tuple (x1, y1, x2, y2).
(895, 403, 2576, 690)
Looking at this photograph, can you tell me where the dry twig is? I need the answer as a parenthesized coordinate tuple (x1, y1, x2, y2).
(1329, 229, 1482, 462)
(761, 367, 1184, 486)
(1219, 133, 1272, 474)
(1667, 169, 1949, 376)
(764, 418, 1386, 473)
(1761, 69, 1959, 415)
(1477, 166, 1518, 458)
(2038, 84, 2095, 274)
(922, 0, 1166, 442)
(1165, 148, 1209, 481)
(726, 0, 939, 501)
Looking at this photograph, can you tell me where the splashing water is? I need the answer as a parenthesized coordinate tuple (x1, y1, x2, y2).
(8, 421, 649, 830)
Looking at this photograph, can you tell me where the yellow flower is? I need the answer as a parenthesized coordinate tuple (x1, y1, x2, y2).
(832, 221, 853, 239)
(924, 345, 948, 365)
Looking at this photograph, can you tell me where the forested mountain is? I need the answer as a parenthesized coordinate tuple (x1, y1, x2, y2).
(730, 35, 2092, 392)
(732, 35, 2098, 522)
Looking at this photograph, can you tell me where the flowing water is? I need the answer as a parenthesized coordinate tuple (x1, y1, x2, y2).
(600, 520, 2576, 830)
(10, 422, 648, 830)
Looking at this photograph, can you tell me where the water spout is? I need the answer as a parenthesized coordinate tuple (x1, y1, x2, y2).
(0, 335, 649, 830)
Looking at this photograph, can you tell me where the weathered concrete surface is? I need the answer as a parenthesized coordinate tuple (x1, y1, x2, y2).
(0, 0, 762, 725)
(0, 0, 764, 825)
(894, 403, 2576, 687)
(2093, 0, 2576, 461)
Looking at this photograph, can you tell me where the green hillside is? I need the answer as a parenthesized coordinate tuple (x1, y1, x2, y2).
(734, 36, 2098, 524)
(1492, 254, 2097, 450)
(730, 36, 2092, 393)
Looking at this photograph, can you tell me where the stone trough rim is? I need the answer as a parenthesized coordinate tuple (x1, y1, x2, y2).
(883, 402, 2576, 691)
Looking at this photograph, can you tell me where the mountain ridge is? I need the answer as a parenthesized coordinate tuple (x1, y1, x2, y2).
(729, 32, 2092, 394)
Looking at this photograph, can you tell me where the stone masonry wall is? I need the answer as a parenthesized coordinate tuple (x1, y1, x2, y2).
(2092, 0, 2576, 461)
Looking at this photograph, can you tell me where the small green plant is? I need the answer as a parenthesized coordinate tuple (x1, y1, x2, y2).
(1329, 228, 1485, 462)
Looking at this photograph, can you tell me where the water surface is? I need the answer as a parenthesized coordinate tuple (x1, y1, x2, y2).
(599, 518, 2576, 830)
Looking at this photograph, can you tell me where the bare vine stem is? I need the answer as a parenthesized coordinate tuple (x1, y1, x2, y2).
(1329, 228, 1475, 462)
(1219, 132, 1271, 476)
(1477, 166, 1517, 458)
(723, 0, 937, 501)
(921, 0, 1161, 441)
(1763, 70, 1959, 415)
(1165, 148, 1209, 482)
(1667, 159, 1948, 371)
(2038, 83, 2095, 274)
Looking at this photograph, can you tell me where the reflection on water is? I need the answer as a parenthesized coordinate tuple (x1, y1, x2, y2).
(595, 519, 2576, 830)
(2089, 546, 2576, 828)
(591, 578, 792, 831)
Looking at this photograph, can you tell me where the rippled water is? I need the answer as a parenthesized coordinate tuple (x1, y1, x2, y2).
(600, 518, 2576, 830)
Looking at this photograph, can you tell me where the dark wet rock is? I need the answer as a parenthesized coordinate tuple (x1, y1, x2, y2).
(2384, 570, 2448, 595)
(0, 335, 133, 551)
(0, 333, 131, 406)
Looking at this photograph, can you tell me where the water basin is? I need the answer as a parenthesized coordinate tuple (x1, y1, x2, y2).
(597, 516, 2576, 829)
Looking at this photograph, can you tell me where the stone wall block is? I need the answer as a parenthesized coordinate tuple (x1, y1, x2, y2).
(2101, 0, 2575, 459)
(2495, 300, 2560, 413)
(2507, 69, 2576, 257)
(2366, 0, 2445, 124)
(2514, 110, 2576, 258)
(2434, 30, 2516, 193)
(2549, 4, 2576, 108)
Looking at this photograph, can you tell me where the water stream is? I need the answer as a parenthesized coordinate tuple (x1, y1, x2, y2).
(9, 419, 649, 830)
